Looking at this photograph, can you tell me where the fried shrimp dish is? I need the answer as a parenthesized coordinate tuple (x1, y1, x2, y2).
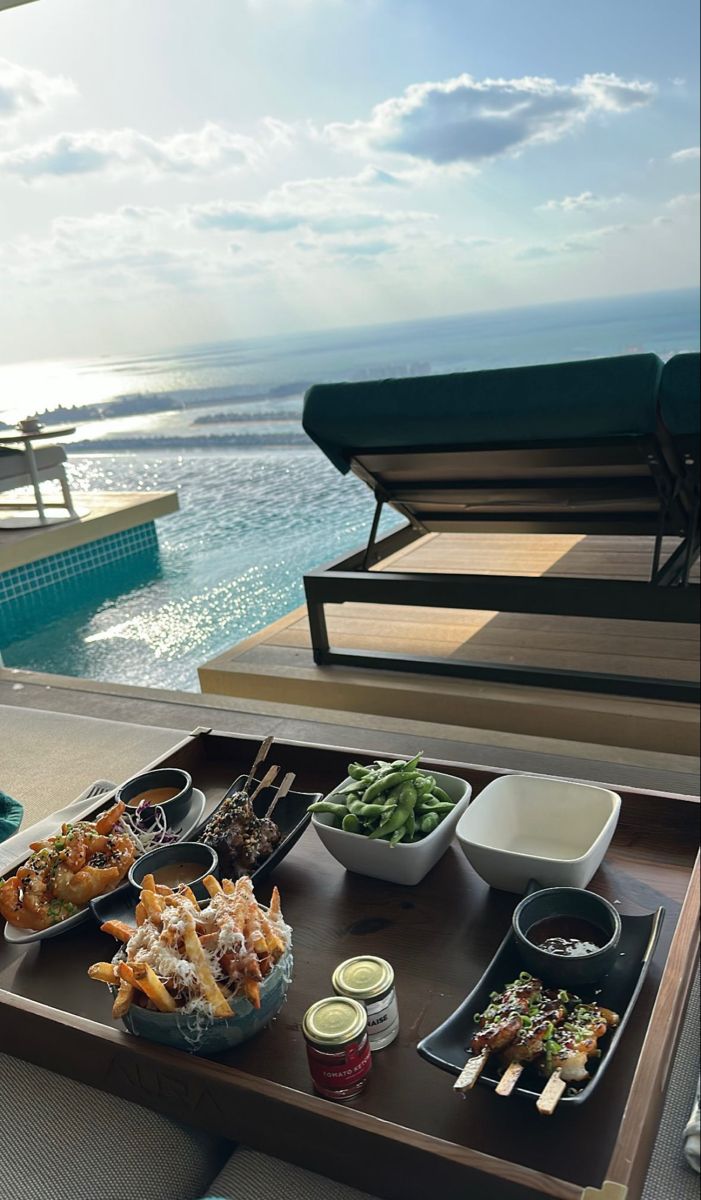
(0, 801, 136, 931)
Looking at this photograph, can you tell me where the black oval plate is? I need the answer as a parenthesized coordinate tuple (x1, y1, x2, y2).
(417, 905, 664, 1105)
(90, 774, 319, 929)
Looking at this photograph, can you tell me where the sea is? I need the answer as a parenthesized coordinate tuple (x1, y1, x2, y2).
(0, 287, 698, 691)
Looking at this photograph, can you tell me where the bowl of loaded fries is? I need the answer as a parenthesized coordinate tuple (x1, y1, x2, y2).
(90, 872, 293, 1054)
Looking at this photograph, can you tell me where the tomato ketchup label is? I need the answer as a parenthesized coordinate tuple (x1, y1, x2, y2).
(306, 1035, 372, 1095)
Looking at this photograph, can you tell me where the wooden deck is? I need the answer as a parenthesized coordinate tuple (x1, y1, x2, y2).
(199, 532, 700, 756)
(0, 491, 178, 572)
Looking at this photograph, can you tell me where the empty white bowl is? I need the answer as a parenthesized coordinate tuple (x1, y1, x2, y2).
(456, 773, 621, 893)
(312, 770, 472, 885)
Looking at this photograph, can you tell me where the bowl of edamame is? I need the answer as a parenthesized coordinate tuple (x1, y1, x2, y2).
(308, 753, 472, 885)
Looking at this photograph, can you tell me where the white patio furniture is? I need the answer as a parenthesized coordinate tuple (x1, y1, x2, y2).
(0, 427, 80, 527)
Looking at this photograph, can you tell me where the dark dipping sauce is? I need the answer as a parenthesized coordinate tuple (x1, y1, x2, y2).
(527, 916, 608, 958)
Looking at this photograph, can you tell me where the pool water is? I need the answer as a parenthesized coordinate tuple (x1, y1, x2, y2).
(0, 450, 398, 691)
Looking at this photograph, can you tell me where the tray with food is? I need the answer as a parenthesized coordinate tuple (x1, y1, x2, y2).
(0, 726, 698, 1200)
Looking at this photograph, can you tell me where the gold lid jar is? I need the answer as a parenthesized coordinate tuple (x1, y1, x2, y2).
(302, 996, 367, 1048)
(332, 956, 394, 1002)
(302, 997, 372, 1101)
(332, 956, 399, 1051)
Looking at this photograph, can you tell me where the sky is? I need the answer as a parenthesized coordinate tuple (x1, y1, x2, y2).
(0, 0, 699, 363)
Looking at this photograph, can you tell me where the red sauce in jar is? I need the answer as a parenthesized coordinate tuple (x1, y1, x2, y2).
(302, 997, 372, 1101)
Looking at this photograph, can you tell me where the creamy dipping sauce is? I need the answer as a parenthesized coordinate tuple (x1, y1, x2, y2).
(151, 861, 205, 888)
(127, 787, 180, 807)
(527, 916, 608, 957)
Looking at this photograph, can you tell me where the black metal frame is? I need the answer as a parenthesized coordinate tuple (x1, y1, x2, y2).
(303, 434, 700, 703)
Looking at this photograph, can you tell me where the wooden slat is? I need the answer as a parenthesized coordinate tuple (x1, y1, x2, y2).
(199, 530, 700, 753)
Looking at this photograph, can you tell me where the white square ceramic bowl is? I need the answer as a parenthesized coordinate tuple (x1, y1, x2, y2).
(312, 770, 472, 885)
(455, 773, 621, 894)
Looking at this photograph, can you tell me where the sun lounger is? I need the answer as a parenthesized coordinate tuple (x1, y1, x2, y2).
(302, 353, 699, 701)
(0, 443, 78, 519)
(657, 352, 700, 587)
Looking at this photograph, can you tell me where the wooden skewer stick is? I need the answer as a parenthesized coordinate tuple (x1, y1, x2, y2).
(248, 765, 280, 805)
(266, 772, 296, 819)
(453, 1051, 489, 1094)
(243, 735, 274, 793)
(536, 1069, 566, 1115)
(495, 1060, 524, 1097)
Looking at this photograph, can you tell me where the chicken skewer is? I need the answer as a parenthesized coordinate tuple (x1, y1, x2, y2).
(454, 973, 542, 1094)
(536, 1002, 619, 1115)
(242, 735, 274, 795)
(495, 991, 568, 1096)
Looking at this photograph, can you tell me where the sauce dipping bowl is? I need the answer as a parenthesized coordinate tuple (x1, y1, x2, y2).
(513, 887, 622, 990)
(128, 841, 218, 901)
(117, 768, 192, 827)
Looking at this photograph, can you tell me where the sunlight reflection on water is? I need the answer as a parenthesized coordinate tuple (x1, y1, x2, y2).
(1, 449, 397, 691)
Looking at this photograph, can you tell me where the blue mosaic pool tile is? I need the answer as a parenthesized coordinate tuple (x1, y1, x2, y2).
(0, 521, 159, 605)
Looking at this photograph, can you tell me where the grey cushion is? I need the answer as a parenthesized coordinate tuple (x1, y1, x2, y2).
(207, 1147, 377, 1200)
(0, 444, 66, 481)
(0, 1053, 231, 1200)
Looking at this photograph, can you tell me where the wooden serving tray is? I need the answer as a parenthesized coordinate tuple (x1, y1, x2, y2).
(0, 728, 698, 1200)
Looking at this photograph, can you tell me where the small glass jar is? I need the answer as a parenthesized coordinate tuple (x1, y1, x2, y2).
(302, 997, 372, 1101)
(332, 956, 399, 1050)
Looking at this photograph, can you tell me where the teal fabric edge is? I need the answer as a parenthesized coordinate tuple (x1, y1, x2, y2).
(0, 790, 23, 842)
(302, 352, 665, 475)
(660, 353, 700, 436)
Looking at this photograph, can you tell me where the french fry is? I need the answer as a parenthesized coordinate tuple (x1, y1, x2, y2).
(140, 888, 163, 923)
(258, 910, 285, 960)
(202, 874, 222, 897)
(141, 873, 156, 892)
(131, 963, 178, 1013)
(222, 879, 236, 896)
(242, 977, 261, 1009)
(113, 964, 136, 1019)
(87, 961, 118, 985)
(135, 901, 147, 926)
(179, 907, 231, 1018)
(155, 883, 173, 896)
(179, 884, 198, 907)
(100, 919, 135, 943)
(269, 886, 281, 919)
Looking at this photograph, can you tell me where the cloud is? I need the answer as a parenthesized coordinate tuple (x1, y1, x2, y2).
(670, 146, 700, 162)
(323, 71, 655, 165)
(0, 204, 269, 293)
(538, 191, 624, 212)
(269, 165, 407, 205)
(0, 122, 260, 180)
(188, 196, 427, 235)
(516, 223, 630, 259)
(665, 191, 700, 210)
(0, 57, 75, 126)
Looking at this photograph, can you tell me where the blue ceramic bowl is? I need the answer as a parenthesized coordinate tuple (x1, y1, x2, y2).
(116, 947, 293, 1055)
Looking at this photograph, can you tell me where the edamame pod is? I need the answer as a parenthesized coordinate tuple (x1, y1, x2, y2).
(420, 812, 440, 834)
(307, 801, 348, 817)
(342, 812, 362, 833)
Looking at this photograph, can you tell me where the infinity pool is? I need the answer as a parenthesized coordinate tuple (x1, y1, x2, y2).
(0, 449, 397, 691)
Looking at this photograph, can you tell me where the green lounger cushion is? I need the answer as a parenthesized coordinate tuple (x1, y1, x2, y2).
(660, 353, 700, 435)
(303, 353, 664, 474)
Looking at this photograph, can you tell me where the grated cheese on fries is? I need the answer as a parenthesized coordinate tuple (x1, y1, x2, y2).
(89, 874, 291, 1022)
